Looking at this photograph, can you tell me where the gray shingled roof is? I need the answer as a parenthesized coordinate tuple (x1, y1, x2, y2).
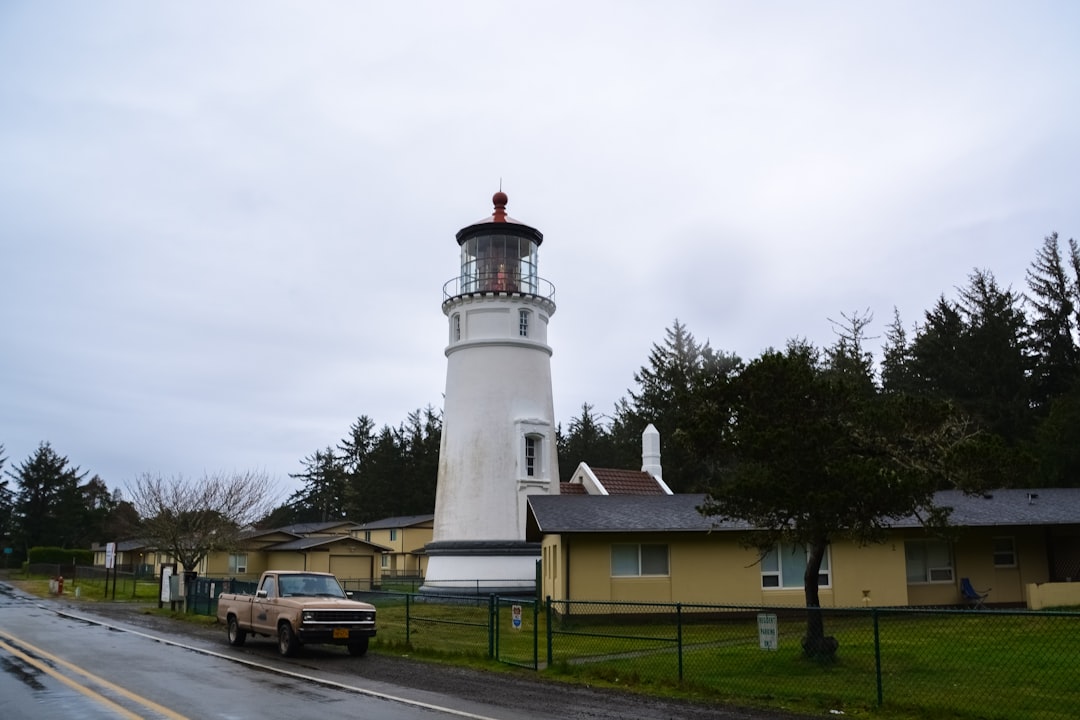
(267, 535, 392, 552)
(528, 494, 754, 534)
(893, 488, 1080, 528)
(354, 514, 435, 530)
(527, 488, 1080, 537)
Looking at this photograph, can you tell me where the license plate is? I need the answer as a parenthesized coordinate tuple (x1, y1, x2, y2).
(333, 628, 349, 639)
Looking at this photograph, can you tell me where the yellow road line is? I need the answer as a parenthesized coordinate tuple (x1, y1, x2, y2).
(0, 630, 190, 720)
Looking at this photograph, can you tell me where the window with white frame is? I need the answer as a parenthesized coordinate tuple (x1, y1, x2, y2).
(760, 544, 830, 588)
(611, 544, 669, 577)
(524, 435, 539, 477)
(453, 313, 461, 342)
(380, 554, 390, 569)
(364, 530, 371, 542)
(228, 553, 248, 575)
(519, 309, 530, 337)
(389, 529, 398, 542)
(993, 536, 1016, 567)
(905, 539, 954, 583)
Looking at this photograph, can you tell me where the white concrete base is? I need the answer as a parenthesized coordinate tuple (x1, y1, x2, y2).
(421, 542, 539, 596)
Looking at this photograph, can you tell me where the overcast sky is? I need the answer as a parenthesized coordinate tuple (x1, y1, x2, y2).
(2, 2, 1078, 502)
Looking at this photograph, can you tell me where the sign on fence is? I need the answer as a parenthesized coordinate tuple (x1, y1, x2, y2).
(758, 612, 778, 650)
(105, 542, 116, 570)
(512, 604, 523, 630)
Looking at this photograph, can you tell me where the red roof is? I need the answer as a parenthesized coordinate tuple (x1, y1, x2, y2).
(591, 468, 668, 495)
(558, 482, 589, 495)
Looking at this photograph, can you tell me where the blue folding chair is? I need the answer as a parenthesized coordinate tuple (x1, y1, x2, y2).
(960, 577, 990, 609)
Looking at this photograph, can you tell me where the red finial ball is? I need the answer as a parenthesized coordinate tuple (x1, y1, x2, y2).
(493, 191, 508, 208)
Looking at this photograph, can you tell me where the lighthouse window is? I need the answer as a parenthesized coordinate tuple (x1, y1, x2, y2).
(453, 313, 461, 341)
(519, 310, 529, 337)
(525, 435, 539, 476)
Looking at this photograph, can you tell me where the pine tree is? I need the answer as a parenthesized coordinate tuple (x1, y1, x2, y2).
(1025, 232, 1080, 413)
(9, 442, 88, 551)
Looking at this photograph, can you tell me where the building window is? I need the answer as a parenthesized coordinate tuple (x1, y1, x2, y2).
(993, 536, 1017, 567)
(611, 544, 669, 577)
(519, 309, 530, 337)
(228, 554, 247, 575)
(525, 435, 539, 477)
(389, 529, 398, 542)
(761, 545, 830, 589)
(364, 530, 371, 542)
(380, 554, 390, 569)
(905, 539, 954, 583)
(453, 313, 461, 342)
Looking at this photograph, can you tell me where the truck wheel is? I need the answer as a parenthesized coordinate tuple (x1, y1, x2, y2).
(227, 615, 247, 646)
(347, 637, 369, 657)
(278, 622, 300, 657)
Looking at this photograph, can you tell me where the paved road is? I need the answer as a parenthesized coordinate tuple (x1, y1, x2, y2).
(0, 581, 805, 719)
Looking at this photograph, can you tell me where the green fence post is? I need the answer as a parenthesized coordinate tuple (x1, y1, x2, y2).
(873, 608, 883, 706)
(677, 602, 684, 683)
(488, 594, 496, 659)
(405, 592, 411, 648)
(533, 598, 539, 670)
(546, 596, 553, 668)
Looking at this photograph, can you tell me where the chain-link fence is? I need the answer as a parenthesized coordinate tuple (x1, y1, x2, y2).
(543, 599, 1080, 719)
(31, 564, 1076, 718)
(364, 593, 1080, 719)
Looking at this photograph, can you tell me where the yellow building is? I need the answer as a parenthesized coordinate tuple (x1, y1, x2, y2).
(527, 488, 1080, 609)
(353, 514, 434, 580)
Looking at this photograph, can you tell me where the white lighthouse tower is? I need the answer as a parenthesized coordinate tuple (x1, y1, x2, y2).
(422, 191, 560, 595)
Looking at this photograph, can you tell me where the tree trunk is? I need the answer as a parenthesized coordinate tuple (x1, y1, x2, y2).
(801, 537, 838, 661)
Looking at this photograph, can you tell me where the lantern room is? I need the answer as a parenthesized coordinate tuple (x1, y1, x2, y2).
(449, 191, 546, 297)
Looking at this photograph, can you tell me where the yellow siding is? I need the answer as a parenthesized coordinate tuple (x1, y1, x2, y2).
(550, 532, 920, 607)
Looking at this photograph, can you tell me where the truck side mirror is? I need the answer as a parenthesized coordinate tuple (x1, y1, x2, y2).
(256, 589, 268, 598)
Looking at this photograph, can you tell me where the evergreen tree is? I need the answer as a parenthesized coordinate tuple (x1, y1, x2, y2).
(1025, 232, 1080, 413)
(618, 320, 741, 491)
(557, 403, 619, 481)
(8, 442, 88, 551)
(287, 447, 347, 523)
(702, 335, 978, 660)
(881, 307, 917, 394)
(0, 445, 12, 557)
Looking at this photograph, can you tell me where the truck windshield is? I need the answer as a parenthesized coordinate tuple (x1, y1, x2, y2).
(279, 575, 348, 598)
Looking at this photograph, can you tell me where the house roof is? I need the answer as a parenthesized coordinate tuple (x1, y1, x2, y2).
(526, 488, 1080, 539)
(354, 514, 435, 530)
(528, 493, 750, 536)
(893, 489, 1080, 528)
(267, 535, 392, 552)
(590, 468, 670, 495)
(275, 521, 360, 535)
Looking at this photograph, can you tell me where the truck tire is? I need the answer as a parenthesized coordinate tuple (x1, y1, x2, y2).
(347, 636, 369, 657)
(278, 621, 300, 657)
(227, 615, 247, 646)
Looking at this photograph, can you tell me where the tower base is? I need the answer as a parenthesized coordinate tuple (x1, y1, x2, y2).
(420, 540, 539, 597)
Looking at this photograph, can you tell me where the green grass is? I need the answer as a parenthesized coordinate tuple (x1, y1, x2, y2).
(369, 598, 1080, 720)
(13, 575, 1078, 720)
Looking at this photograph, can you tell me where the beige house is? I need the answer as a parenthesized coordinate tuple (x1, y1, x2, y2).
(353, 514, 434, 579)
(208, 521, 389, 585)
(527, 487, 1080, 610)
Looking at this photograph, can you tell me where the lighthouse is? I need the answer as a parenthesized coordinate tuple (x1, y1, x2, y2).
(422, 191, 560, 594)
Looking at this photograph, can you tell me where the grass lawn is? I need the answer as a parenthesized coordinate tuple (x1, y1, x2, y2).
(370, 597, 1080, 720)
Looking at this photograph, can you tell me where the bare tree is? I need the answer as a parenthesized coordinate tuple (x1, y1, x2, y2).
(126, 471, 281, 575)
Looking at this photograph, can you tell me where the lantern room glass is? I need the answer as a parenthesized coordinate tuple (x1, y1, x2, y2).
(460, 234, 539, 294)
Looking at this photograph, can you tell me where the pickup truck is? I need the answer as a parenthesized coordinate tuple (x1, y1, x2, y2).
(216, 570, 376, 657)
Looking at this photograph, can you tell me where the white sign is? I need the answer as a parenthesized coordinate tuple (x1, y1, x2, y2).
(160, 566, 173, 602)
(511, 604, 523, 630)
(105, 542, 116, 570)
(758, 613, 778, 651)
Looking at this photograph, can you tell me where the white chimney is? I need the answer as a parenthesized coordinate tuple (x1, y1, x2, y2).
(641, 423, 662, 479)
